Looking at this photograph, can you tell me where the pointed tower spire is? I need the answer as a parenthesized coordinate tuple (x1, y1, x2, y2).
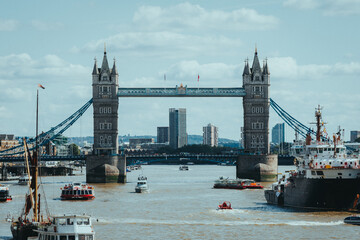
(111, 57, 118, 75)
(92, 57, 99, 75)
(242, 58, 250, 76)
(263, 58, 269, 75)
(251, 47, 262, 74)
(100, 43, 110, 73)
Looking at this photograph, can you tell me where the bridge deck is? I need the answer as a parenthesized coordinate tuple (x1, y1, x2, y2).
(118, 87, 245, 97)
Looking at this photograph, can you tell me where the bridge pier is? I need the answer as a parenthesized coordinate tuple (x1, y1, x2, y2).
(86, 155, 126, 183)
(236, 154, 278, 182)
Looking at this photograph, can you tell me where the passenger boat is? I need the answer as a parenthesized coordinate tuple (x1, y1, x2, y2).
(265, 106, 360, 210)
(135, 175, 149, 193)
(344, 215, 360, 225)
(213, 176, 263, 190)
(18, 175, 31, 185)
(0, 184, 12, 202)
(60, 183, 95, 200)
(179, 165, 189, 171)
(35, 215, 95, 240)
(218, 201, 232, 210)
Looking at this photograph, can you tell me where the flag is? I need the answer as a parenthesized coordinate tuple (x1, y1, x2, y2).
(38, 84, 45, 89)
(197, 74, 199, 82)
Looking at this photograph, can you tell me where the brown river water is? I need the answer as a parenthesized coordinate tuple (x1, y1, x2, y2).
(0, 165, 359, 239)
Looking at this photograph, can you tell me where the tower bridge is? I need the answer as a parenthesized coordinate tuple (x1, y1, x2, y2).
(87, 47, 277, 183)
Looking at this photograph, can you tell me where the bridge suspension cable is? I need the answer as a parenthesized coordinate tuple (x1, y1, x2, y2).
(0, 98, 93, 156)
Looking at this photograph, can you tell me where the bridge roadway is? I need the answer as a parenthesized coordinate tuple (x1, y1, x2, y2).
(0, 154, 238, 165)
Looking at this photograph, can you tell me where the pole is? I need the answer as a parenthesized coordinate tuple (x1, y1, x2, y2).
(34, 89, 39, 222)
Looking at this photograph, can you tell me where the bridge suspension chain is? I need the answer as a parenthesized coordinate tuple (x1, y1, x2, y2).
(0, 98, 93, 156)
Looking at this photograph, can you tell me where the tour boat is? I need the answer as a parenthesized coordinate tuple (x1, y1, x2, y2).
(0, 184, 12, 202)
(35, 215, 95, 240)
(265, 106, 360, 210)
(60, 183, 95, 200)
(344, 215, 360, 225)
(213, 177, 263, 190)
(179, 165, 189, 171)
(18, 175, 31, 185)
(218, 201, 232, 210)
(135, 175, 149, 193)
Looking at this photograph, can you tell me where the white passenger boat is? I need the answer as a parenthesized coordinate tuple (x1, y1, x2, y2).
(179, 165, 189, 171)
(135, 175, 149, 193)
(35, 215, 95, 240)
(18, 175, 31, 185)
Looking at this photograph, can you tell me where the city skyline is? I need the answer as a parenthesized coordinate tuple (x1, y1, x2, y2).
(1, 1, 360, 141)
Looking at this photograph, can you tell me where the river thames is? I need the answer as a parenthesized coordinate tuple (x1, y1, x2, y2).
(0, 165, 359, 239)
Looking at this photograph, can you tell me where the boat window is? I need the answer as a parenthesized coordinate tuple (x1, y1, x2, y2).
(60, 236, 67, 240)
(77, 219, 83, 225)
(58, 218, 66, 225)
(50, 236, 55, 240)
(311, 171, 316, 175)
(79, 235, 86, 240)
(295, 149, 300, 154)
(89, 190, 92, 194)
(81, 190, 84, 195)
(319, 148, 323, 153)
(338, 173, 342, 175)
(316, 171, 324, 175)
(67, 218, 74, 225)
(85, 190, 89, 195)
(88, 236, 94, 240)
(336, 148, 340, 153)
(68, 236, 75, 240)
(84, 218, 90, 225)
(332, 148, 335, 151)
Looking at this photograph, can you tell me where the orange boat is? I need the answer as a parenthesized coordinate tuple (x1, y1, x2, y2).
(60, 182, 95, 200)
(241, 179, 264, 189)
(218, 201, 232, 210)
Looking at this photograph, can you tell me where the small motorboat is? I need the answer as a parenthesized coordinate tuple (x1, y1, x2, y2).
(18, 175, 31, 185)
(344, 215, 360, 225)
(135, 175, 149, 193)
(60, 182, 95, 200)
(0, 184, 12, 202)
(218, 201, 232, 210)
(179, 165, 189, 171)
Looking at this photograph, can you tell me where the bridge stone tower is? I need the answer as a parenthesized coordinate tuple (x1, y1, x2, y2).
(242, 48, 270, 154)
(237, 49, 277, 182)
(86, 48, 126, 183)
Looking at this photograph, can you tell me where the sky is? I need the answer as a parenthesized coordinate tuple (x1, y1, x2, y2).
(1, 0, 360, 142)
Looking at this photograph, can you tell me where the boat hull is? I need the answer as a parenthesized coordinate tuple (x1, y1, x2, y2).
(135, 187, 148, 193)
(60, 194, 95, 200)
(265, 177, 360, 210)
(11, 222, 38, 240)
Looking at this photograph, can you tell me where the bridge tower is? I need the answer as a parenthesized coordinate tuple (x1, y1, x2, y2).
(237, 48, 277, 181)
(242, 48, 270, 154)
(86, 48, 126, 183)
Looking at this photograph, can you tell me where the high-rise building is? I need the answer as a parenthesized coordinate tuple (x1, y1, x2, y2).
(157, 127, 169, 143)
(272, 123, 285, 144)
(350, 131, 360, 142)
(242, 49, 270, 154)
(203, 124, 218, 147)
(169, 108, 187, 149)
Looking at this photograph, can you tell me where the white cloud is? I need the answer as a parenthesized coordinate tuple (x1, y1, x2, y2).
(80, 32, 242, 58)
(133, 3, 279, 31)
(31, 20, 64, 31)
(284, 0, 360, 16)
(0, 19, 18, 31)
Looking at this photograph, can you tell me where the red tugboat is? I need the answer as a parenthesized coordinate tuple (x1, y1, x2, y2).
(60, 183, 95, 200)
(218, 201, 232, 210)
(0, 184, 12, 202)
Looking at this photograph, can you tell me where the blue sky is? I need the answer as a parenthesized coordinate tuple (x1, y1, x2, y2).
(1, 0, 360, 142)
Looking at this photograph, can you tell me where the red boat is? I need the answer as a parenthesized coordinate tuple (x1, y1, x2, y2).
(241, 179, 264, 189)
(0, 184, 12, 202)
(60, 182, 95, 200)
(218, 201, 232, 210)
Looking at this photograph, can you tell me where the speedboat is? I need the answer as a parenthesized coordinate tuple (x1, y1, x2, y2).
(60, 183, 95, 200)
(0, 184, 12, 202)
(135, 175, 149, 193)
(179, 165, 189, 171)
(218, 201, 232, 210)
(18, 175, 31, 185)
(35, 215, 95, 239)
(344, 215, 360, 225)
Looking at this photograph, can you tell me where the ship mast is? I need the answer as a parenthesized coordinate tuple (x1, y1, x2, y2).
(315, 105, 322, 142)
(34, 89, 39, 222)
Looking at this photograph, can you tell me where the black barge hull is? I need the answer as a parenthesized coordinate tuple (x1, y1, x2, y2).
(265, 178, 360, 210)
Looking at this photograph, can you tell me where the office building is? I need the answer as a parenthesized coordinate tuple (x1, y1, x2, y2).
(203, 124, 218, 147)
(157, 127, 169, 143)
(350, 131, 360, 142)
(169, 108, 187, 149)
(272, 123, 285, 144)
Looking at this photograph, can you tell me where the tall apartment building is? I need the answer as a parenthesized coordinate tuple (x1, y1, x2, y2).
(169, 108, 187, 149)
(350, 131, 360, 142)
(157, 127, 169, 143)
(272, 123, 285, 144)
(203, 123, 218, 147)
